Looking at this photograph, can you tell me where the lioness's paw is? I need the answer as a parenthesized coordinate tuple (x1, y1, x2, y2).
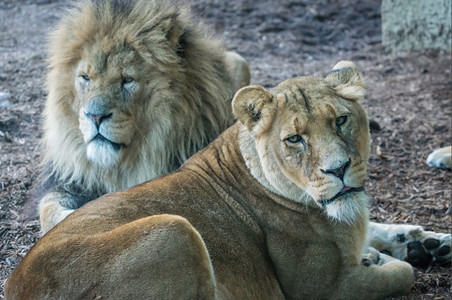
(362, 247, 382, 266)
(426, 146, 451, 169)
(362, 248, 403, 266)
(406, 232, 451, 267)
(400, 228, 451, 268)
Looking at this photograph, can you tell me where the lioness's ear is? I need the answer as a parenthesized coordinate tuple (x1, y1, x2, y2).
(232, 85, 274, 133)
(325, 60, 365, 101)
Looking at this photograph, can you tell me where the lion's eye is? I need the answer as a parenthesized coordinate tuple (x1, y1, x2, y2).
(80, 74, 90, 82)
(336, 116, 348, 127)
(122, 77, 134, 85)
(286, 135, 303, 144)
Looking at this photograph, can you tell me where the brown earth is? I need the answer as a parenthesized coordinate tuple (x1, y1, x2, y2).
(0, 0, 450, 298)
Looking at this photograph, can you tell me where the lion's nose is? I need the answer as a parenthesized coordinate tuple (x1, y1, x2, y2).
(85, 112, 112, 128)
(321, 159, 350, 181)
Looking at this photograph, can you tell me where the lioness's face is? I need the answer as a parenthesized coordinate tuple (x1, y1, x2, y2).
(260, 80, 369, 203)
(74, 47, 145, 167)
(234, 62, 371, 223)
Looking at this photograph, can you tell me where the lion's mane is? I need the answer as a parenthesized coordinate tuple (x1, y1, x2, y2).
(37, 0, 236, 203)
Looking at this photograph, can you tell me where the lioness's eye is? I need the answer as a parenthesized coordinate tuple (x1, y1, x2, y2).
(336, 116, 348, 127)
(287, 135, 303, 144)
(80, 74, 90, 82)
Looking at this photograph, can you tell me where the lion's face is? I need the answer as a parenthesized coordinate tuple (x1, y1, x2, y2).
(234, 61, 370, 223)
(74, 47, 145, 167)
(41, 0, 238, 198)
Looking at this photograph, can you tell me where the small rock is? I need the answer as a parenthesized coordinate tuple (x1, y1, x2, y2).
(0, 91, 12, 107)
(0, 91, 11, 100)
(0, 100, 12, 108)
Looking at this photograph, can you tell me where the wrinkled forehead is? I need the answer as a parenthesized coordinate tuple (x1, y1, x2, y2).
(274, 77, 351, 112)
(80, 42, 140, 74)
(272, 77, 359, 135)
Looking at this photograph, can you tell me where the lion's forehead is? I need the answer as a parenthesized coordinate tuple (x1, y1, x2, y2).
(270, 78, 367, 139)
(81, 45, 142, 77)
(274, 77, 335, 108)
(275, 85, 356, 119)
(273, 76, 330, 94)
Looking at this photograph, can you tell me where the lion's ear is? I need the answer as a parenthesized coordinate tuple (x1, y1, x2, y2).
(232, 85, 274, 133)
(325, 60, 365, 101)
(155, 13, 186, 53)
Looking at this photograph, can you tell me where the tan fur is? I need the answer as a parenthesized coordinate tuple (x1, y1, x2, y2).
(36, 0, 250, 233)
(7, 61, 415, 299)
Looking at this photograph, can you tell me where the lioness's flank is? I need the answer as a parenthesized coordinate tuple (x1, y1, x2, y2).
(35, 0, 249, 233)
(6, 61, 424, 299)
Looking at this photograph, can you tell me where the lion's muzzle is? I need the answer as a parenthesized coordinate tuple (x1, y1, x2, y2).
(321, 186, 364, 208)
(85, 111, 112, 129)
(320, 159, 350, 181)
(79, 98, 134, 167)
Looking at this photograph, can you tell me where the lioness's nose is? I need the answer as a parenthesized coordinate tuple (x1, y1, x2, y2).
(321, 159, 350, 181)
(85, 112, 112, 128)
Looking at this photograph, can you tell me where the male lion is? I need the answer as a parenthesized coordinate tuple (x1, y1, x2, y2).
(7, 61, 450, 299)
(35, 0, 250, 233)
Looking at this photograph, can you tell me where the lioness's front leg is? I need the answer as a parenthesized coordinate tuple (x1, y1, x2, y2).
(336, 256, 414, 299)
(367, 222, 451, 267)
(6, 214, 216, 300)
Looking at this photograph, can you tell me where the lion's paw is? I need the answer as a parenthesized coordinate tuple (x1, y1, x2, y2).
(426, 146, 451, 169)
(362, 247, 382, 266)
(405, 230, 451, 267)
(395, 227, 451, 268)
(362, 247, 389, 266)
(362, 247, 406, 267)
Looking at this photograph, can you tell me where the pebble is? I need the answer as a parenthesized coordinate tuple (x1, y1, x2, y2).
(0, 100, 12, 107)
(0, 91, 12, 107)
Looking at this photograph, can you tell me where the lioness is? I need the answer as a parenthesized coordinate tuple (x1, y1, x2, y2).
(35, 0, 250, 233)
(6, 61, 450, 299)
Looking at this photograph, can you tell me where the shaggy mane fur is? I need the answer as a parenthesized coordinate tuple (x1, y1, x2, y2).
(37, 0, 236, 203)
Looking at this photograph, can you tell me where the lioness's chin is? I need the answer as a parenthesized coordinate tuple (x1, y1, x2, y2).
(86, 140, 122, 168)
(322, 191, 369, 224)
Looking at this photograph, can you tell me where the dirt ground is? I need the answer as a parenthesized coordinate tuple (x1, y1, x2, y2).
(0, 0, 450, 298)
